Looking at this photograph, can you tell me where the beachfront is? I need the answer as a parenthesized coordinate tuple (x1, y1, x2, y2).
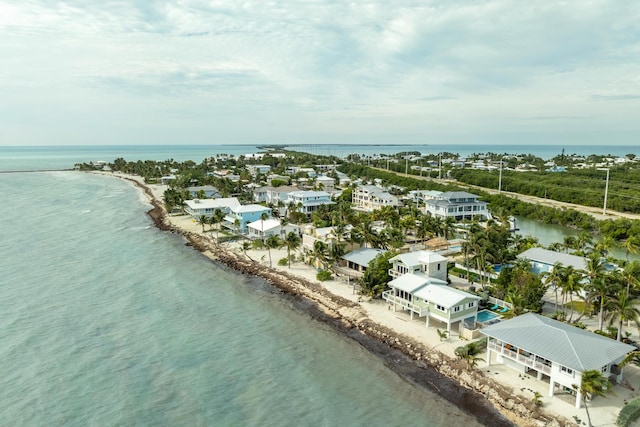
(105, 171, 640, 427)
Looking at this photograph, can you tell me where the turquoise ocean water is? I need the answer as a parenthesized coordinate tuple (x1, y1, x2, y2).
(0, 164, 488, 425)
(1, 143, 637, 172)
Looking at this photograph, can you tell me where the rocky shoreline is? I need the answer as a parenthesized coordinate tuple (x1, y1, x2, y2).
(127, 175, 572, 427)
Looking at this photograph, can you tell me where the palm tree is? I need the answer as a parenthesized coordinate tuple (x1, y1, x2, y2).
(623, 261, 640, 298)
(311, 240, 330, 270)
(197, 215, 208, 233)
(576, 231, 594, 254)
(578, 253, 608, 325)
(595, 235, 617, 258)
(241, 241, 254, 261)
(209, 208, 225, 239)
(454, 342, 484, 370)
(605, 290, 640, 341)
(259, 212, 269, 242)
(559, 265, 582, 322)
(265, 235, 281, 268)
(543, 262, 564, 313)
(563, 236, 577, 253)
(282, 231, 301, 268)
(573, 369, 612, 427)
(623, 235, 640, 262)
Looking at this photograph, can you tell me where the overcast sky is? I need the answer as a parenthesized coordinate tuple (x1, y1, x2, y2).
(1, 1, 639, 146)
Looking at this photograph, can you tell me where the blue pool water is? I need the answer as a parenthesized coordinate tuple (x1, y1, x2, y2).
(477, 310, 500, 323)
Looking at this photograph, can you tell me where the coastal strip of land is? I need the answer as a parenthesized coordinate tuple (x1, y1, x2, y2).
(112, 172, 572, 427)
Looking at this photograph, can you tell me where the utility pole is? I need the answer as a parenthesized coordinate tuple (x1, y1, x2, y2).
(602, 168, 610, 215)
(498, 160, 503, 193)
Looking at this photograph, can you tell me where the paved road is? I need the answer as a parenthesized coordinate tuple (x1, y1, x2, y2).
(375, 167, 640, 222)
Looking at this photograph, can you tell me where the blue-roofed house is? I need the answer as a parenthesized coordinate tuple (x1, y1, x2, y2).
(481, 313, 635, 408)
(222, 204, 272, 233)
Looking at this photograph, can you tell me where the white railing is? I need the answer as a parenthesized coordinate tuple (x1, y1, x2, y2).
(382, 291, 429, 316)
(488, 342, 551, 375)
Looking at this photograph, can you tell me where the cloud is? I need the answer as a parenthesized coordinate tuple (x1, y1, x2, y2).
(591, 94, 640, 101)
(1, 0, 639, 145)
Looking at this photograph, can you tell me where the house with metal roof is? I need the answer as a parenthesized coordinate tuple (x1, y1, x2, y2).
(481, 313, 635, 408)
(338, 248, 386, 278)
(382, 280, 480, 334)
(388, 250, 448, 282)
(183, 198, 241, 219)
(284, 191, 334, 215)
(424, 191, 489, 221)
(517, 247, 587, 274)
(222, 204, 272, 233)
(187, 186, 221, 199)
(247, 218, 300, 241)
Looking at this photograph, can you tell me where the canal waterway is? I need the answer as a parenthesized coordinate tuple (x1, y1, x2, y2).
(515, 216, 638, 262)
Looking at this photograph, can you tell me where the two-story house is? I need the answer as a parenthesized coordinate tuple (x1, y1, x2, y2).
(482, 313, 634, 408)
(382, 279, 480, 335)
(183, 198, 241, 219)
(425, 191, 489, 221)
(352, 185, 399, 212)
(285, 191, 334, 215)
(388, 251, 448, 282)
(222, 204, 272, 233)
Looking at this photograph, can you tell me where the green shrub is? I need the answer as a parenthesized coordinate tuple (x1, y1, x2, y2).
(277, 258, 288, 266)
(317, 270, 332, 281)
(617, 398, 640, 426)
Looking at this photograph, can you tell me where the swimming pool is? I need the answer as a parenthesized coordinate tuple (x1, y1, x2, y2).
(477, 309, 500, 323)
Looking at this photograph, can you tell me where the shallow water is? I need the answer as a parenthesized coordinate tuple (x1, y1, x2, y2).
(0, 171, 486, 426)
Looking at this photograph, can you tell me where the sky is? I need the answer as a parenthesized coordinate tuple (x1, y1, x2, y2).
(1, 1, 639, 147)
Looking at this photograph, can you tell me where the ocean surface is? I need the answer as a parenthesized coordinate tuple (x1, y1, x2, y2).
(0, 168, 485, 425)
(1, 143, 638, 172)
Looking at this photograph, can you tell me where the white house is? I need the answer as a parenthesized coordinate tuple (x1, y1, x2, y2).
(382, 280, 480, 334)
(183, 198, 241, 219)
(285, 191, 334, 215)
(481, 313, 635, 408)
(246, 164, 271, 176)
(388, 250, 448, 282)
(246, 218, 299, 241)
(352, 185, 399, 211)
(425, 191, 489, 221)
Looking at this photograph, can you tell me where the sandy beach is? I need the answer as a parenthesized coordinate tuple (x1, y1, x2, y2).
(110, 171, 640, 427)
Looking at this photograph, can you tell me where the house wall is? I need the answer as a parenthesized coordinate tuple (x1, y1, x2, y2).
(423, 260, 447, 281)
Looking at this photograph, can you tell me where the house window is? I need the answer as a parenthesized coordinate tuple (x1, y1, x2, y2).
(453, 306, 461, 312)
(435, 304, 445, 311)
(437, 264, 441, 271)
(560, 366, 573, 376)
(467, 302, 475, 308)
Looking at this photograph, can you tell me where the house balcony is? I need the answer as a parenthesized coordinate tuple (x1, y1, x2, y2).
(488, 341, 551, 375)
(382, 291, 429, 317)
(388, 268, 403, 279)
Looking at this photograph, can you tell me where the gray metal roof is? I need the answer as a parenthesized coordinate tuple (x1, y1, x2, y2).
(341, 248, 386, 267)
(480, 313, 634, 371)
(389, 250, 445, 268)
(388, 272, 448, 293)
(413, 284, 480, 308)
(517, 247, 587, 271)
